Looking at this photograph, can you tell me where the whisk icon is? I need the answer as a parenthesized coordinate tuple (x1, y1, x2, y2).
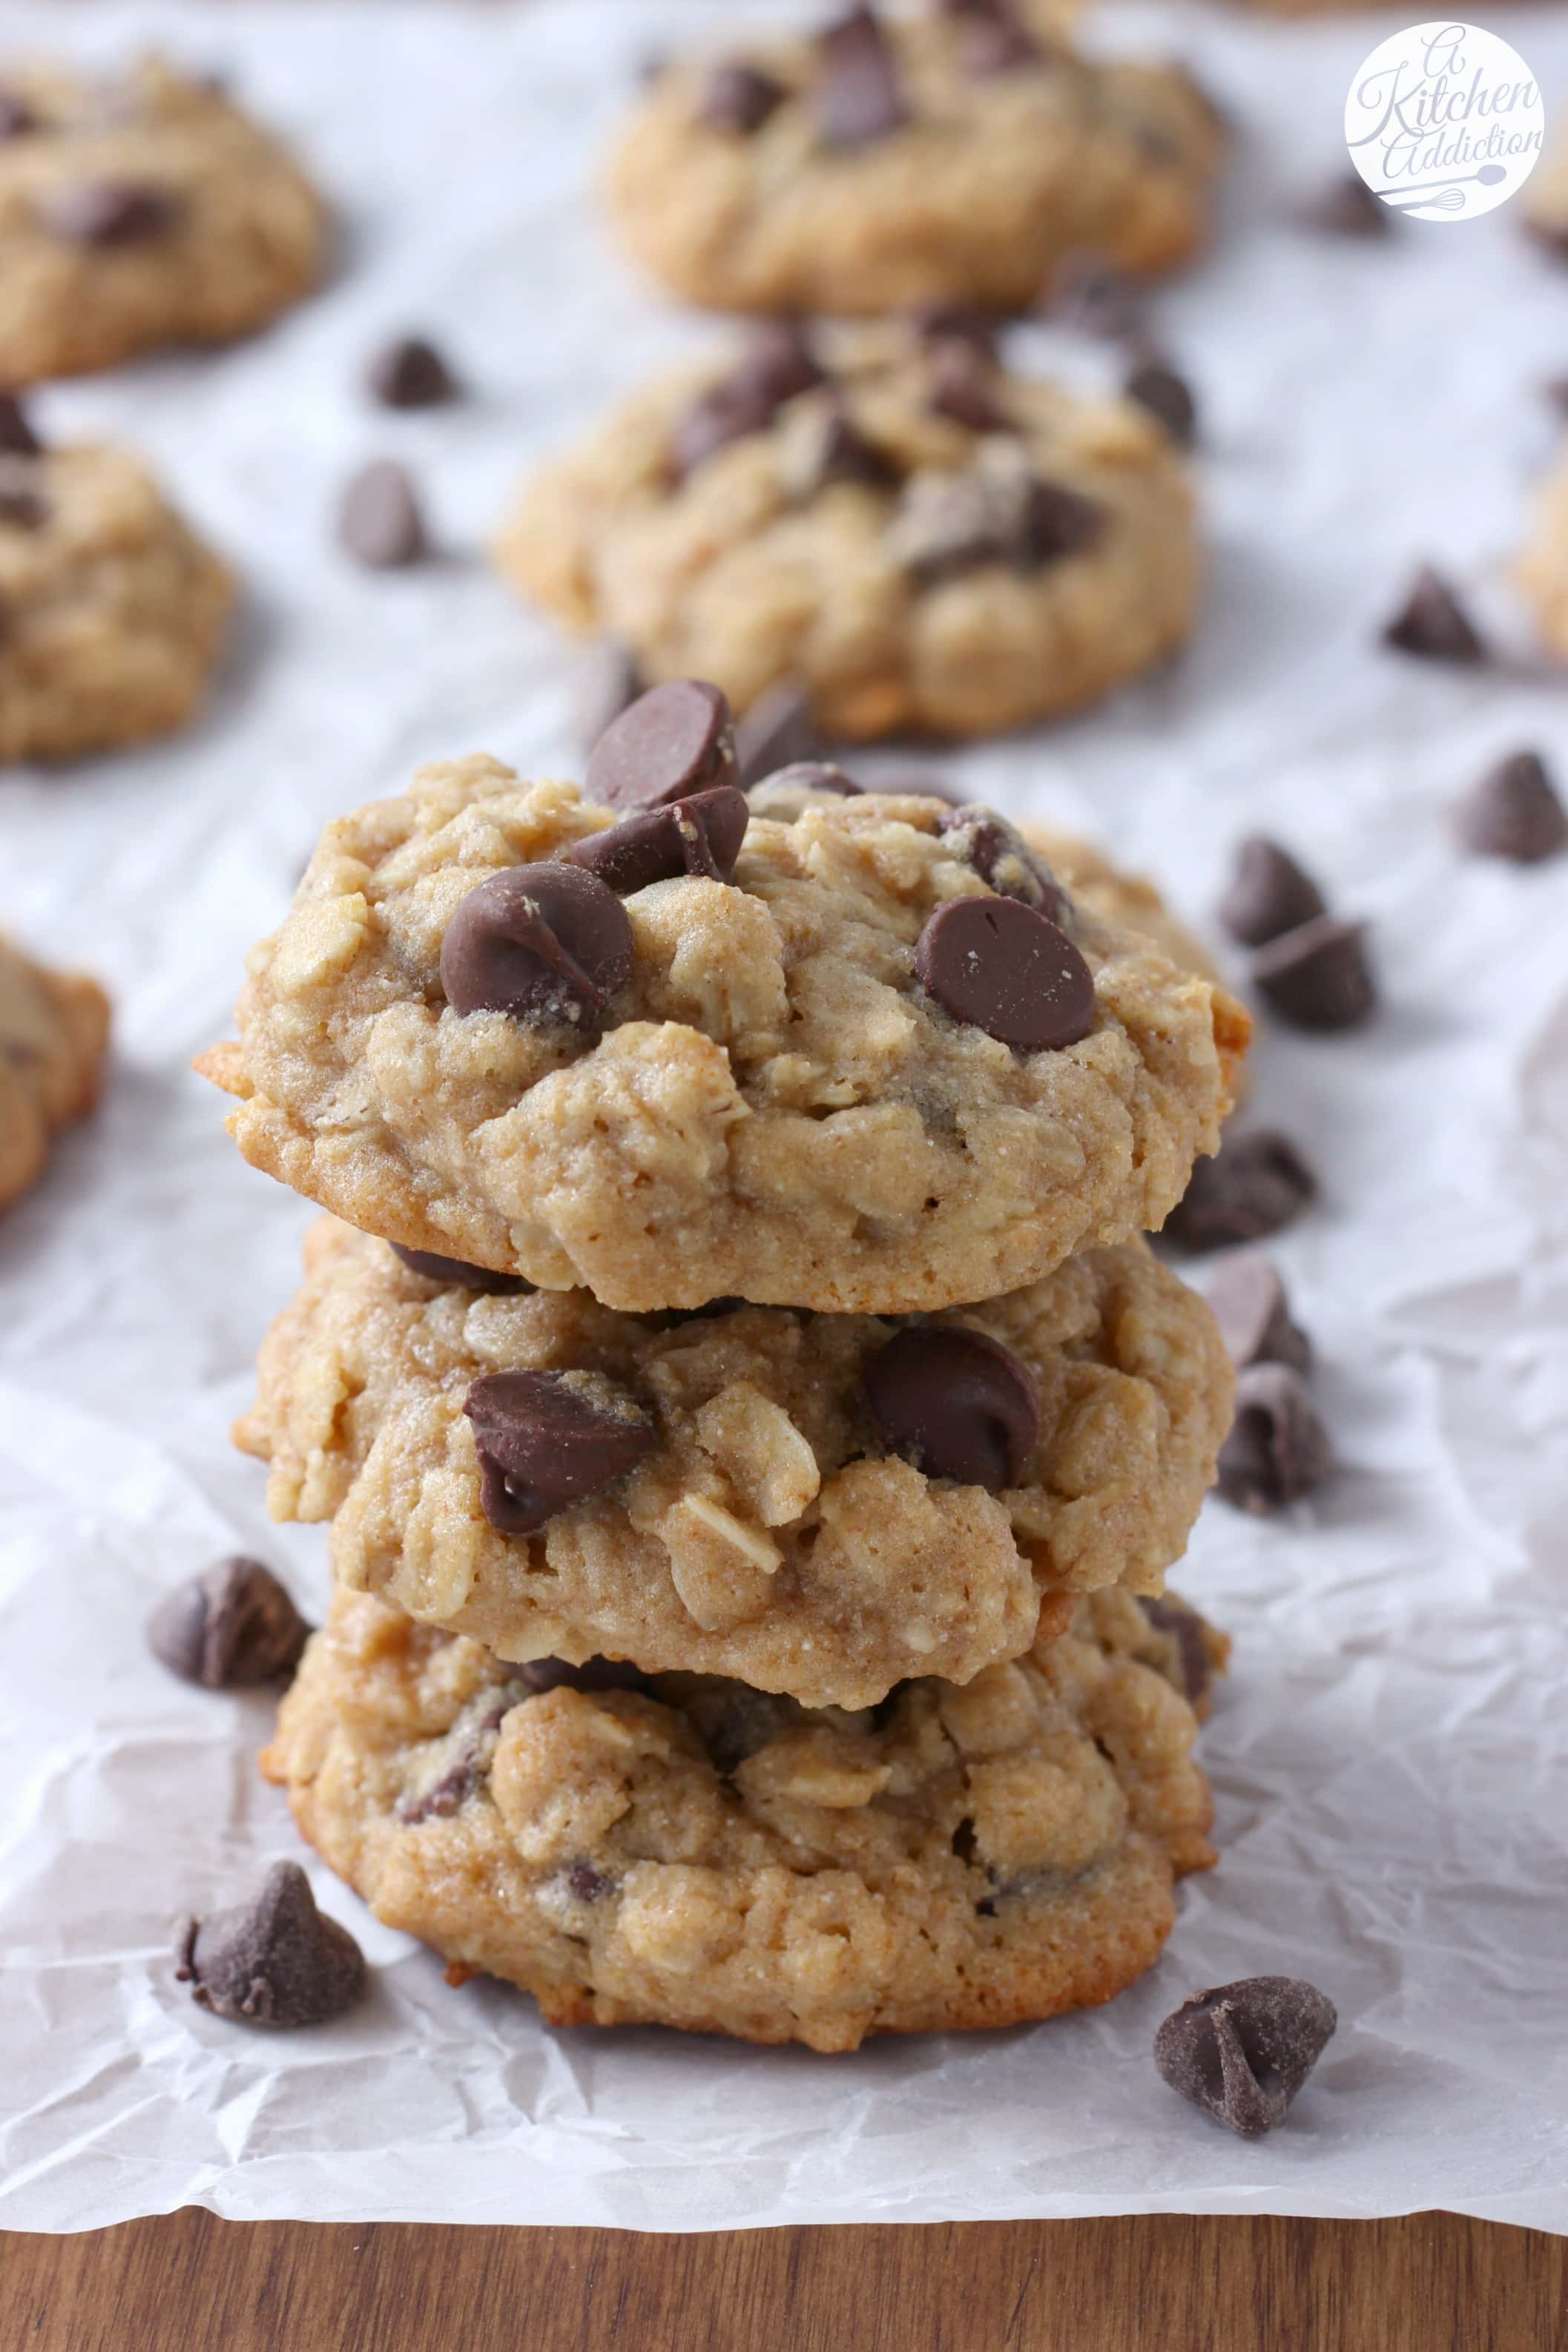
(1373, 163, 1508, 212)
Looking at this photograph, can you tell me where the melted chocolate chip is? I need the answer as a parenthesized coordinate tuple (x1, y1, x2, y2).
(1251, 915, 1376, 1032)
(1163, 1132, 1317, 1252)
(1155, 1977, 1337, 2138)
(786, 398, 900, 497)
(815, 5, 909, 149)
(1217, 837, 1327, 948)
(1216, 1363, 1334, 1512)
(1382, 565, 1486, 664)
(567, 783, 749, 893)
(671, 323, 823, 478)
(389, 1243, 533, 1294)
(176, 1860, 366, 2029)
(1455, 750, 1568, 863)
(735, 679, 825, 786)
(464, 1370, 655, 1534)
(367, 335, 460, 409)
(1205, 1252, 1311, 1375)
(699, 60, 785, 134)
(1124, 358, 1197, 447)
(440, 863, 633, 1027)
(1138, 1595, 1213, 1708)
(146, 1557, 311, 1688)
(337, 458, 426, 568)
(0, 393, 39, 458)
(937, 805, 1070, 919)
(584, 679, 738, 813)
(1017, 478, 1104, 564)
(864, 1324, 1040, 1487)
(39, 179, 175, 245)
(915, 896, 1095, 1050)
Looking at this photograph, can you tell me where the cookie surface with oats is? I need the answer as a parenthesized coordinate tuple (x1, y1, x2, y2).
(0, 931, 110, 1213)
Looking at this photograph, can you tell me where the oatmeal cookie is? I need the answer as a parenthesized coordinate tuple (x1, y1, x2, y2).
(0, 53, 326, 383)
(0, 930, 110, 1213)
(198, 719, 1248, 1313)
(263, 1581, 1225, 2051)
(605, 4, 1222, 317)
(1518, 437, 1568, 660)
(235, 1218, 1232, 1707)
(498, 320, 1199, 740)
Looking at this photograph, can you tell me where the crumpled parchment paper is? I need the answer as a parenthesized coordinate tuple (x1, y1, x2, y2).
(1, 0, 1567, 2236)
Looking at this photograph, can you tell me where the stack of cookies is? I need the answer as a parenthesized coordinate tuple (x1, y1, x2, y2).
(202, 682, 1248, 2050)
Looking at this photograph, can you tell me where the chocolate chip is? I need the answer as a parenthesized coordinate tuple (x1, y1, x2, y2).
(1125, 358, 1197, 447)
(891, 463, 1100, 586)
(735, 679, 825, 787)
(176, 1861, 366, 2030)
(575, 639, 645, 755)
(1163, 1133, 1317, 1252)
(958, 7, 1043, 78)
(0, 393, 39, 458)
(1299, 174, 1389, 237)
(937, 805, 1070, 920)
(745, 760, 864, 820)
(584, 679, 738, 814)
(1251, 915, 1376, 1032)
(0, 87, 37, 139)
(1217, 836, 1327, 948)
(1138, 1594, 1213, 1708)
(147, 1557, 311, 1689)
(1455, 749, 1568, 863)
(367, 335, 459, 409)
(516, 1656, 648, 1696)
(1041, 252, 1143, 340)
(1382, 565, 1486, 664)
(864, 1325, 1040, 1487)
(0, 461, 45, 530)
(38, 179, 175, 246)
(912, 302, 999, 360)
(916, 896, 1095, 1051)
(1205, 1252, 1311, 1375)
(671, 323, 823, 479)
(465, 1369, 655, 1534)
(1216, 1363, 1333, 1512)
(390, 1243, 533, 1294)
(1017, 479, 1104, 564)
(691, 1685, 801, 1775)
(1156, 1977, 1337, 2138)
(440, 863, 633, 1027)
(928, 339, 1009, 433)
(785, 398, 900, 498)
(567, 784, 749, 894)
(1544, 375, 1568, 418)
(815, 5, 909, 148)
(565, 1859, 613, 1900)
(337, 459, 426, 568)
(699, 60, 785, 134)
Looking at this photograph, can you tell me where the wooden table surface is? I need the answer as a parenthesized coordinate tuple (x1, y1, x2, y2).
(4, 2210, 1564, 2351)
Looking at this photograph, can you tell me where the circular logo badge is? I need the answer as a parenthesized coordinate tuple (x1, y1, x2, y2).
(1344, 21, 1544, 222)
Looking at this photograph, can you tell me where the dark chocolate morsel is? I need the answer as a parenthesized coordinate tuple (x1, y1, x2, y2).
(1124, 358, 1197, 447)
(1217, 836, 1327, 948)
(735, 678, 825, 786)
(567, 783, 749, 894)
(915, 896, 1095, 1051)
(864, 1324, 1040, 1488)
(515, 1656, 648, 1696)
(911, 301, 999, 360)
(937, 804, 1070, 920)
(146, 1557, 311, 1688)
(0, 392, 40, 457)
(38, 178, 175, 245)
(699, 60, 786, 134)
(928, 338, 1009, 433)
(787, 399, 900, 497)
(1381, 565, 1486, 664)
(1455, 749, 1568, 863)
(440, 862, 633, 1027)
(1155, 1977, 1337, 2138)
(575, 638, 645, 754)
(1205, 1251, 1311, 1374)
(389, 1242, 533, 1294)
(1162, 1131, 1317, 1252)
(584, 678, 738, 813)
(1216, 1363, 1334, 1512)
(367, 335, 460, 409)
(337, 458, 426, 568)
(1299, 173, 1389, 237)
(565, 1859, 613, 1900)
(1017, 478, 1104, 564)
(1137, 1595, 1213, 1709)
(815, 5, 909, 149)
(1251, 915, 1376, 1032)
(464, 1369, 655, 1534)
(671, 323, 823, 478)
(176, 1860, 366, 2029)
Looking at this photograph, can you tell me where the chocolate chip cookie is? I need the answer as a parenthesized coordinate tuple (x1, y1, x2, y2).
(0, 929, 110, 1213)
(498, 320, 1200, 740)
(606, 4, 1222, 317)
(197, 712, 1248, 1313)
(0, 53, 326, 382)
(262, 1581, 1224, 2050)
(1518, 437, 1568, 661)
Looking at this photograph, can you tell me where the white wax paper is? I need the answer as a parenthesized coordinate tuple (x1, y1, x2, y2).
(2, 0, 1567, 2238)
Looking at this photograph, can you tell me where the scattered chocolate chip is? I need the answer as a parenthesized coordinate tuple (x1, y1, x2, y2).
(916, 896, 1095, 1050)
(864, 1325, 1040, 1487)
(366, 335, 459, 409)
(565, 1859, 613, 1900)
(785, 398, 900, 498)
(337, 458, 426, 568)
(735, 679, 825, 787)
(1251, 915, 1376, 1032)
(0, 461, 45, 530)
(1299, 173, 1389, 237)
(928, 338, 1009, 433)
(584, 679, 738, 814)
(177, 1861, 365, 2029)
(389, 1243, 533, 1294)
(147, 1557, 311, 1689)
(1216, 1363, 1333, 1512)
(1205, 1252, 1311, 1375)
(911, 301, 999, 359)
(575, 639, 645, 754)
(692, 1685, 801, 1775)
(0, 87, 37, 139)
(1163, 1132, 1317, 1252)
(1455, 749, 1568, 864)
(1138, 1595, 1213, 1709)
(38, 179, 174, 246)
(1017, 478, 1104, 564)
(937, 804, 1070, 920)
(890, 462, 1101, 586)
(1382, 565, 1486, 665)
(1156, 1977, 1337, 2137)
(745, 760, 863, 820)
(440, 863, 633, 1027)
(1041, 252, 1143, 340)
(1217, 836, 1327, 948)
(465, 1369, 655, 1534)
(815, 4, 909, 148)
(699, 59, 785, 134)
(515, 1656, 648, 1696)
(1124, 358, 1197, 447)
(567, 784, 749, 894)
(671, 322, 823, 478)
(0, 393, 40, 458)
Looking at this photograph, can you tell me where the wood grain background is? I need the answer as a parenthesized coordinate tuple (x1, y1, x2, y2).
(4, 2211, 1564, 2351)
